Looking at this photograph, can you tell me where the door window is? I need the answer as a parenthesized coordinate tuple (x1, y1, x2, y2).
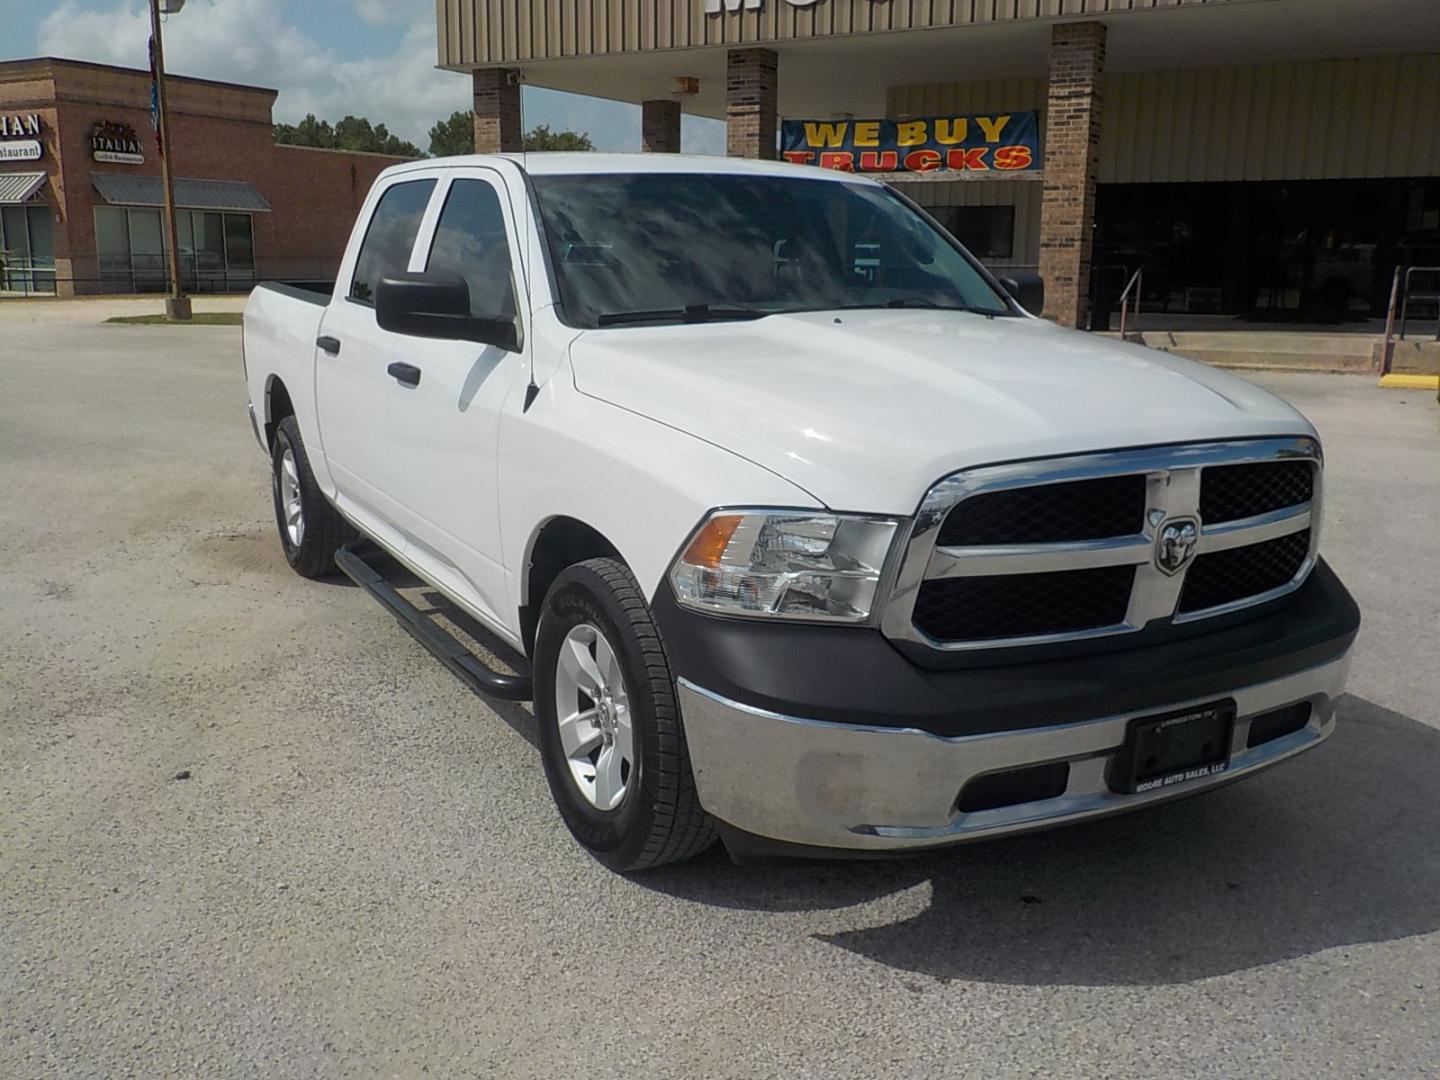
(349, 178, 436, 305)
(425, 179, 516, 317)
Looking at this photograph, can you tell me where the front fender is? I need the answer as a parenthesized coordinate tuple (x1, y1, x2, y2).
(498, 378, 819, 618)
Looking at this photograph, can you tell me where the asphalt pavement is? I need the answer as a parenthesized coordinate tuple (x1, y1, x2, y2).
(2, 315, 1438, 1079)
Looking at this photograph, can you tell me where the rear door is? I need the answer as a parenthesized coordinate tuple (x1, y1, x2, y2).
(382, 167, 531, 630)
(314, 174, 439, 545)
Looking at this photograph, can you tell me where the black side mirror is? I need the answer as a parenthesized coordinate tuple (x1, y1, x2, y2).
(998, 271, 1045, 316)
(375, 272, 520, 352)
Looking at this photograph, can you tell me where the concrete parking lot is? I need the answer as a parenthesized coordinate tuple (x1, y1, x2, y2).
(2, 313, 1438, 1079)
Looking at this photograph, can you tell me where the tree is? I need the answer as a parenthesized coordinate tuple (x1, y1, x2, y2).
(274, 113, 422, 158)
(428, 110, 475, 157)
(523, 124, 594, 152)
(425, 112, 596, 157)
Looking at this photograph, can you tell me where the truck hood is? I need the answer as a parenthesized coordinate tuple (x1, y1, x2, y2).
(567, 310, 1315, 514)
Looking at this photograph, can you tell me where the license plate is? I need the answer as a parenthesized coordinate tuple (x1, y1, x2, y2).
(1110, 701, 1236, 795)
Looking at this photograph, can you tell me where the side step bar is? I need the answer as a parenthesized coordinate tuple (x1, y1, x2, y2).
(335, 542, 533, 701)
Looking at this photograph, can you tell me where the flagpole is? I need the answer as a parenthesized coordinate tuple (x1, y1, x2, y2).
(149, 0, 190, 320)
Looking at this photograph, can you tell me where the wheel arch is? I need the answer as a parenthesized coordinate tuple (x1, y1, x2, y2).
(520, 515, 623, 656)
(263, 374, 295, 450)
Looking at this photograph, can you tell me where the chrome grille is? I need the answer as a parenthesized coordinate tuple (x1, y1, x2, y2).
(913, 566, 1136, 642)
(1200, 461, 1314, 524)
(1179, 529, 1312, 614)
(935, 474, 1146, 547)
(882, 438, 1322, 652)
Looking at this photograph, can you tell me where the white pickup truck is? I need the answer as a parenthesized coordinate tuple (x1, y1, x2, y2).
(243, 153, 1359, 870)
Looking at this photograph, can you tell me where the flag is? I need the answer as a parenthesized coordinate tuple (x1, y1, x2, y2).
(148, 34, 163, 158)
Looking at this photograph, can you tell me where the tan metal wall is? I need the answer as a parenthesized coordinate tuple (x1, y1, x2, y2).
(438, 0, 1243, 66)
(1099, 54, 1440, 183)
(889, 55, 1440, 266)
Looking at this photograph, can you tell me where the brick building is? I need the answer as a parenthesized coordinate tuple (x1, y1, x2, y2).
(0, 57, 412, 296)
(439, 0, 1440, 328)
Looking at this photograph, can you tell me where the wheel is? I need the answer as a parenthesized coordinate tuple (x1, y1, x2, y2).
(533, 558, 716, 870)
(270, 415, 354, 579)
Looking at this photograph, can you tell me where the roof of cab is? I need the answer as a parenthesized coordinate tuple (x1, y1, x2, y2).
(379, 151, 877, 184)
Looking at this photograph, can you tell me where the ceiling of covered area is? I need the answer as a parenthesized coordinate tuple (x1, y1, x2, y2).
(504, 0, 1440, 122)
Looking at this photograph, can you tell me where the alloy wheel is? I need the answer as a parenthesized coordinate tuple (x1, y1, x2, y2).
(279, 447, 304, 548)
(553, 622, 633, 811)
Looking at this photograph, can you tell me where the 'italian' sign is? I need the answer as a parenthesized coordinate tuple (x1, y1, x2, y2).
(781, 111, 1042, 174)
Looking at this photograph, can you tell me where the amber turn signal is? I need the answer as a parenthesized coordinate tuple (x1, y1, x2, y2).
(681, 514, 742, 568)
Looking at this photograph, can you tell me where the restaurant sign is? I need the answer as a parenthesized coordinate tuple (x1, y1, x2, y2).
(0, 112, 43, 161)
(781, 111, 1042, 174)
(91, 120, 145, 165)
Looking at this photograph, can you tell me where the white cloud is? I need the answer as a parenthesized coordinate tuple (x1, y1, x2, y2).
(34, 0, 727, 153)
(37, 0, 468, 148)
(350, 0, 398, 25)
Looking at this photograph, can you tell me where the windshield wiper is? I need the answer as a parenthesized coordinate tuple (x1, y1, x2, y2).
(596, 303, 770, 327)
(882, 299, 1009, 316)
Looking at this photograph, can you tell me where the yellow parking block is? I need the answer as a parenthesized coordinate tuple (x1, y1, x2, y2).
(1378, 374, 1440, 390)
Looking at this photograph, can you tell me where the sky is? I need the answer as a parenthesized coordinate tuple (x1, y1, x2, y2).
(0, 0, 726, 154)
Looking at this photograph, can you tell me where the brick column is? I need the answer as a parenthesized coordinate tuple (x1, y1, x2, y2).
(473, 68, 522, 154)
(726, 48, 778, 160)
(1038, 21, 1107, 328)
(641, 99, 682, 153)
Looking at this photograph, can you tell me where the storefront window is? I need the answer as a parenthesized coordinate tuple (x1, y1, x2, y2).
(92, 206, 256, 293)
(224, 212, 254, 291)
(0, 204, 56, 295)
(95, 206, 132, 293)
(127, 207, 167, 292)
(932, 206, 1016, 261)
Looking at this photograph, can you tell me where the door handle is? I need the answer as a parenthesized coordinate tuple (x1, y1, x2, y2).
(316, 335, 341, 356)
(387, 361, 421, 387)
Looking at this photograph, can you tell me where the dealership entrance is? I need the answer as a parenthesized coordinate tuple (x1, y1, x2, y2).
(1094, 177, 1440, 323)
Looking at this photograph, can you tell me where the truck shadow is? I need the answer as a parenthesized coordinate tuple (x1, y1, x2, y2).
(641, 695, 1440, 987)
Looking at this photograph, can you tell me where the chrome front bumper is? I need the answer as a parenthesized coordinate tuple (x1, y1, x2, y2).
(676, 649, 1351, 851)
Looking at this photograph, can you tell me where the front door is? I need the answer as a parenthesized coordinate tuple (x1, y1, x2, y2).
(384, 168, 531, 632)
(314, 174, 438, 547)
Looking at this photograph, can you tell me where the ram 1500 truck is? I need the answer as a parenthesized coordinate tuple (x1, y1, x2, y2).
(243, 154, 1359, 870)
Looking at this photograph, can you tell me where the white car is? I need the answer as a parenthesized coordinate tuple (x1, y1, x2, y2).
(242, 153, 1359, 870)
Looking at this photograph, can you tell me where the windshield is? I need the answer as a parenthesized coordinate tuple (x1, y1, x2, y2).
(529, 172, 1014, 328)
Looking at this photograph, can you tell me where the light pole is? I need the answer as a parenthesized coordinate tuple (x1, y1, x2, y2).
(149, 0, 190, 320)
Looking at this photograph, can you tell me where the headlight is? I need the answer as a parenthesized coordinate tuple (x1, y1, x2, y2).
(669, 510, 899, 622)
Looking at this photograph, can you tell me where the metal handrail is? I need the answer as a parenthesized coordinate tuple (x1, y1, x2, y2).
(1398, 265, 1440, 342)
(1118, 267, 1143, 337)
(0, 259, 59, 297)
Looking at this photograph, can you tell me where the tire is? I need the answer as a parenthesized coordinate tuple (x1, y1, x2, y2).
(270, 415, 354, 579)
(533, 558, 716, 871)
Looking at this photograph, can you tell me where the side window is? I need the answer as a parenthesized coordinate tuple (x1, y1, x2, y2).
(425, 179, 516, 317)
(349, 178, 437, 304)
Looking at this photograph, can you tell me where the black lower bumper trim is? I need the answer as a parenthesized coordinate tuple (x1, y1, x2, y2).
(651, 560, 1358, 740)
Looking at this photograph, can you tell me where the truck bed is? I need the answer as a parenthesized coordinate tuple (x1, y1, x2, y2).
(254, 280, 334, 305)
(243, 279, 334, 455)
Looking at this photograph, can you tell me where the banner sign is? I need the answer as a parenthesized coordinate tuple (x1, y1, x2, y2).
(781, 111, 1042, 175)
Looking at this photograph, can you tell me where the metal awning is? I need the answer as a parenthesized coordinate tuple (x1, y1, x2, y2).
(91, 173, 271, 213)
(0, 171, 48, 205)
